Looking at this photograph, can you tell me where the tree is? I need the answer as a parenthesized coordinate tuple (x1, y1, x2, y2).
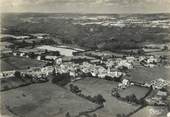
(162, 45, 168, 51)
(65, 112, 71, 117)
(116, 114, 126, 117)
(137, 49, 144, 55)
(29, 52, 36, 59)
(3, 85, 9, 90)
(168, 103, 170, 111)
(52, 68, 56, 77)
(45, 49, 48, 53)
(92, 113, 97, 117)
(94, 94, 106, 105)
(126, 94, 137, 102)
(114, 91, 120, 98)
(69, 84, 81, 94)
(14, 71, 21, 79)
(32, 41, 36, 48)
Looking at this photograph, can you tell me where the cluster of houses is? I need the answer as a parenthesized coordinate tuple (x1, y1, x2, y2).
(146, 89, 168, 106)
(139, 56, 160, 68)
(53, 61, 124, 80)
(0, 45, 167, 91)
(150, 78, 169, 90)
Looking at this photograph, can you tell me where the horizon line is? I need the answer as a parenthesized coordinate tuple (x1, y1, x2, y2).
(1, 11, 170, 15)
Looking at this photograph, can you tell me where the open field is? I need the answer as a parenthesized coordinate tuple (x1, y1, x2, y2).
(124, 66, 170, 84)
(0, 82, 98, 117)
(65, 78, 140, 117)
(119, 86, 149, 100)
(131, 106, 168, 117)
(0, 76, 33, 91)
(37, 45, 77, 56)
(0, 56, 46, 71)
(146, 50, 170, 56)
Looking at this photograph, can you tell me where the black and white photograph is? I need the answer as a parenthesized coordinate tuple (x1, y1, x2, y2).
(0, 0, 170, 117)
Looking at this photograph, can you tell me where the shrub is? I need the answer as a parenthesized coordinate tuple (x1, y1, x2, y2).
(65, 112, 71, 117)
(14, 71, 21, 79)
(52, 73, 71, 86)
(69, 84, 81, 94)
(3, 85, 9, 90)
(93, 94, 106, 105)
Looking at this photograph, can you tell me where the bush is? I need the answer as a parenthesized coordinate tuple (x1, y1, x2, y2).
(93, 94, 106, 105)
(69, 84, 81, 94)
(3, 85, 9, 90)
(65, 112, 71, 117)
(125, 94, 138, 103)
(14, 71, 21, 79)
(116, 114, 126, 117)
(52, 73, 71, 86)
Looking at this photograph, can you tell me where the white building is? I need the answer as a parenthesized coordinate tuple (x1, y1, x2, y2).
(147, 56, 158, 64)
(0, 70, 15, 79)
(122, 79, 129, 86)
(45, 55, 58, 60)
(55, 58, 62, 65)
(116, 60, 133, 69)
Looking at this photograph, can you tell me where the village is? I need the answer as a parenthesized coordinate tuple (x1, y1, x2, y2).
(1, 0, 170, 114)
(1, 36, 170, 117)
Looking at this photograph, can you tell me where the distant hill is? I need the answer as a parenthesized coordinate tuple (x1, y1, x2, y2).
(1, 13, 170, 51)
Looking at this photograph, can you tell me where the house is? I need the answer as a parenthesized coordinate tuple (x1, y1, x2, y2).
(122, 79, 129, 86)
(55, 58, 62, 65)
(19, 52, 25, 57)
(167, 112, 170, 117)
(118, 83, 126, 89)
(41, 66, 54, 75)
(150, 78, 169, 89)
(156, 91, 168, 97)
(146, 97, 166, 105)
(45, 55, 58, 60)
(116, 60, 133, 69)
(98, 72, 107, 79)
(69, 71, 76, 77)
(126, 56, 136, 63)
(146, 56, 158, 64)
(37, 55, 41, 60)
(13, 52, 17, 56)
(0, 70, 16, 78)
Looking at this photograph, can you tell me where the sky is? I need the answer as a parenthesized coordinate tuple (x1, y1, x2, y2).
(1, 0, 170, 14)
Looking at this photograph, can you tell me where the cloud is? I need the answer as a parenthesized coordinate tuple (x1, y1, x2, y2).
(1, 0, 170, 13)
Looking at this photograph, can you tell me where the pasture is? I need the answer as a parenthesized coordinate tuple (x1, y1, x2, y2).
(119, 86, 149, 100)
(37, 45, 77, 56)
(65, 78, 140, 117)
(1, 56, 46, 72)
(124, 66, 170, 84)
(0, 82, 98, 117)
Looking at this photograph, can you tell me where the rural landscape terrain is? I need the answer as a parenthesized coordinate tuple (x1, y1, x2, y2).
(0, 13, 170, 117)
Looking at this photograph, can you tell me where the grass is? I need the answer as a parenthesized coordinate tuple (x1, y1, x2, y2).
(119, 86, 149, 100)
(37, 45, 77, 56)
(124, 65, 170, 84)
(65, 78, 140, 117)
(0, 77, 33, 91)
(0, 56, 46, 71)
(0, 82, 98, 117)
(146, 50, 170, 56)
(131, 106, 168, 117)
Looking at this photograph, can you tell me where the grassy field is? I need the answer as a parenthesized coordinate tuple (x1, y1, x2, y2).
(1, 56, 46, 71)
(65, 78, 140, 117)
(0, 76, 34, 91)
(37, 45, 77, 56)
(146, 51, 170, 56)
(131, 106, 168, 117)
(0, 82, 98, 117)
(124, 65, 170, 84)
(119, 86, 149, 100)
